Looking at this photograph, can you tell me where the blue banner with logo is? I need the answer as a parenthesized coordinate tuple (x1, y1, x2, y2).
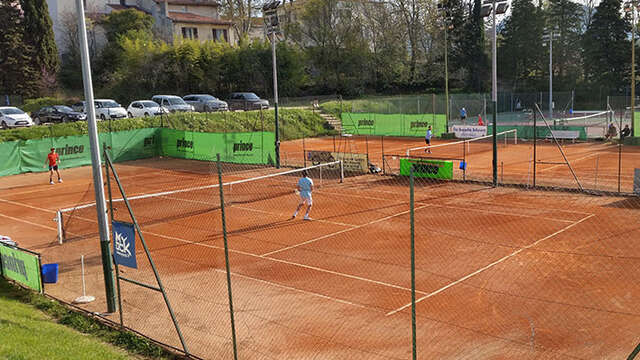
(112, 221, 137, 269)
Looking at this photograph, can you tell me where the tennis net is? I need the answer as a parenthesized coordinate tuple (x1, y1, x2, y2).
(405, 129, 518, 159)
(55, 161, 344, 243)
(556, 110, 612, 127)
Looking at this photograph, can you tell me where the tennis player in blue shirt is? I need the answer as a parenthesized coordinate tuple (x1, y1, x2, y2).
(292, 170, 314, 220)
(424, 125, 432, 153)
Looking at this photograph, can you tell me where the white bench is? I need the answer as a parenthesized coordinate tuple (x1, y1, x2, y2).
(547, 130, 580, 143)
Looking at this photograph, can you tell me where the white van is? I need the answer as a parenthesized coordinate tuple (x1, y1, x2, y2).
(151, 95, 194, 113)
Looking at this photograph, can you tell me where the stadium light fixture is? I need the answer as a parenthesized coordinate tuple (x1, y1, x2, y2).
(543, 28, 560, 124)
(624, 0, 639, 137)
(481, 0, 508, 187)
(263, 1, 282, 167)
(438, 2, 453, 130)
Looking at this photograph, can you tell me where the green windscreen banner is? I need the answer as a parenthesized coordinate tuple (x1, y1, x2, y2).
(400, 158, 453, 179)
(0, 244, 42, 292)
(341, 113, 447, 137)
(1, 128, 275, 177)
(0, 142, 20, 176)
(161, 129, 275, 165)
(635, 112, 640, 137)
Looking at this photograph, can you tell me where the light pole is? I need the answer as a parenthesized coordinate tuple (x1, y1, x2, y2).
(437, 2, 453, 130)
(481, 0, 509, 186)
(624, 1, 639, 137)
(263, 1, 281, 168)
(543, 28, 560, 125)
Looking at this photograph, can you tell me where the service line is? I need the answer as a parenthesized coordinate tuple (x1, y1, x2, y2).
(385, 213, 595, 316)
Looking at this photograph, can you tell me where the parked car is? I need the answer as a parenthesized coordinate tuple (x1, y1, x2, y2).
(32, 105, 86, 124)
(127, 100, 167, 118)
(183, 94, 228, 112)
(151, 95, 194, 113)
(0, 106, 34, 129)
(71, 99, 127, 120)
(228, 92, 269, 111)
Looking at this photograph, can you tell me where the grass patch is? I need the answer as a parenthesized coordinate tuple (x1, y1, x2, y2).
(0, 109, 335, 143)
(0, 278, 182, 359)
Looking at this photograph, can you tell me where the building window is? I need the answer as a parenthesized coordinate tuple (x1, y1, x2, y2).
(182, 27, 198, 39)
(212, 29, 228, 42)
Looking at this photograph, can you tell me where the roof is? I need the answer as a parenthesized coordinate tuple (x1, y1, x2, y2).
(107, 4, 151, 14)
(168, 11, 233, 25)
(154, 0, 221, 6)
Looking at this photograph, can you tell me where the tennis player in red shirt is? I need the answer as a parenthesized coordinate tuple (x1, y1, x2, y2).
(44, 148, 62, 184)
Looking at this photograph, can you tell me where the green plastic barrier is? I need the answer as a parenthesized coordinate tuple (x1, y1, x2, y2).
(0, 142, 20, 176)
(1, 128, 275, 177)
(400, 158, 453, 179)
(160, 129, 275, 165)
(487, 125, 587, 140)
(341, 113, 447, 137)
(0, 244, 42, 292)
(635, 112, 640, 137)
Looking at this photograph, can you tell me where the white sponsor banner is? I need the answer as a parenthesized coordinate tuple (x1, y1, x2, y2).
(450, 125, 487, 138)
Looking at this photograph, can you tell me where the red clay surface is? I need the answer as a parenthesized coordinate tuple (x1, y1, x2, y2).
(1, 145, 640, 359)
(282, 135, 640, 193)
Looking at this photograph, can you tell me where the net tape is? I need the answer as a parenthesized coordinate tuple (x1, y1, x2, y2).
(405, 129, 518, 157)
(56, 161, 343, 244)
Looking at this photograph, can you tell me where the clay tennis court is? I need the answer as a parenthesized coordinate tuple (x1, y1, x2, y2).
(282, 134, 640, 193)
(1, 139, 640, 359)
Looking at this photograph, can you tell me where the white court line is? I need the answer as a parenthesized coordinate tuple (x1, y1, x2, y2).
(385, 213, 596, 316)
(315, 189, 577, 224)
(137, 228, 429, 295)
(261, 204, 429, 257)
(0, 197, 57, 213)
(0, 212, 58, 232)
(232, 205, 358, 228)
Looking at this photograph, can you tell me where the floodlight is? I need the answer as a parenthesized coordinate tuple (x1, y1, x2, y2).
(496, 2, 508, 14)
(480, 4, 492, 17)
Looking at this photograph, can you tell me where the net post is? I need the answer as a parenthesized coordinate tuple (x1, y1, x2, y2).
(410, 166, 417, 360)
(340, 160, 344, 183)
(104, 151, 124, 327)
(56, 210, 63, 244)
(533, 107, 537, 188)
(216, 153, 239, 360)
(381, 136, 385, 174)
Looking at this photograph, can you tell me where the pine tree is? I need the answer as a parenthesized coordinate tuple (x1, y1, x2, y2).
(547, 0, 584, 90)
(462, 0, 489, 92)
(582, 0, 629, 91)
(498, 0, 546, 90)
(0, 1, 40, 97)
(20, 0, 60, 93)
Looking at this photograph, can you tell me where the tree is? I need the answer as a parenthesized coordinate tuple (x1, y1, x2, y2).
(458, 0, 489, 91)
(58, 11, 99, 90)
(547, 0, 584, 90)
(0, 1, 39, 97)
(498, 0, 546, 90)
(582, 0, 629, 91)
(19, 0, 59, 93)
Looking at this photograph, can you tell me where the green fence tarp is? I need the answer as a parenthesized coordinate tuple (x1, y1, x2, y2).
(635, 112, 640, 137)
(400, 158, 454, 179)
(0, 245, 42, 292)
(0, 142, 20, 176)
(161, 129, 275, 165)
(487, 125, 587, 140)
(1, 128, 276, 177)
(341, 113, 447, 137)
(17, 128, 161, 173)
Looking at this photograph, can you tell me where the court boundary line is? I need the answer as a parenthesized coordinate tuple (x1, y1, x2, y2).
(261, 204, 429, 257)
(385, 213, 596, 316)
(314, 189, 580, 223)
(0, 212, 58, 232)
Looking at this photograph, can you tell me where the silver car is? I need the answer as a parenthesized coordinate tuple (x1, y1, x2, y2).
(183, 94, 228, 112)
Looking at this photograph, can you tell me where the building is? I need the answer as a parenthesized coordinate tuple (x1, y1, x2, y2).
(47, 0, 235, 54)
